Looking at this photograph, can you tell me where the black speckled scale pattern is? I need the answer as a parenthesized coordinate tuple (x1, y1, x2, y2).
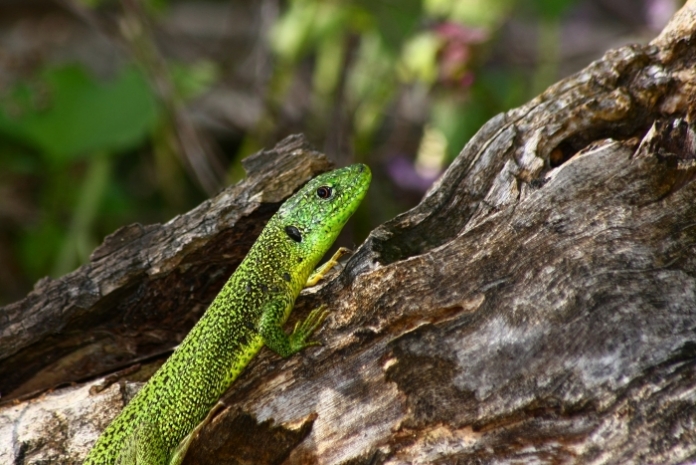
(83, 164, 371, 464)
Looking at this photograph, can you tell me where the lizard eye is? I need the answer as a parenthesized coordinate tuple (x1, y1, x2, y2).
(316, 186, 333, 199)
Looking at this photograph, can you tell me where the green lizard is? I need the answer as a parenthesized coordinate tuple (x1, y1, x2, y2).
(83, 163, 371, 465)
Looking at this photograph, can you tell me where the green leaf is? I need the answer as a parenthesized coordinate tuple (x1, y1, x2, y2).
(356, 0, 423, 53)
(398, 32, 440, 83)
(271, 1, 357, 63)
(0, 64, 159, 163)
(348, 32, 397, 139)
(19, 219, 64, 280)
(270, 0, 322, 62)
(170, 60, 220, 101)
(425, 0, 515, 27)
(525, 0, 579, 20)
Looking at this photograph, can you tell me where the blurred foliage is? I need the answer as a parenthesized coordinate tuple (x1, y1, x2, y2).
(0, 58, 213, 301)
(0, 65, 153, 281)
(0, 65, 157, 160)
(0, 0, 674, 304)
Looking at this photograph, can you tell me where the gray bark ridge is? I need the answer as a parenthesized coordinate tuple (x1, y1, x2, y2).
(3, 1, 696, 464)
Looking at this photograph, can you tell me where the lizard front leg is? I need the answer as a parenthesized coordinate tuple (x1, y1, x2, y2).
(258, 299, 329, 358)
(305, 247, 352, 287)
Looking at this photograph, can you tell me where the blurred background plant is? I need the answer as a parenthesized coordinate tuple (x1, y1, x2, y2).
(0, 0, 681, 304)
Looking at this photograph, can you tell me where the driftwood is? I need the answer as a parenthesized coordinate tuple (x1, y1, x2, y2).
(4, 1, 696, 463)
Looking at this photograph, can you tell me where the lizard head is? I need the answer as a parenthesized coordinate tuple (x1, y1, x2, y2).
(276, 163, 371, 257)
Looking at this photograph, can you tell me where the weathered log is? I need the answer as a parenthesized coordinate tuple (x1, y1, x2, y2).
(3, 1, 696, 464)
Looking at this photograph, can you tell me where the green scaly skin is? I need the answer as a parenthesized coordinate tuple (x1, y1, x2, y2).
(83, 164, 371, 465)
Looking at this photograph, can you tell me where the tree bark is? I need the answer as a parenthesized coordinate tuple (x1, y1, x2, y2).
(4, 2, 696, 464)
